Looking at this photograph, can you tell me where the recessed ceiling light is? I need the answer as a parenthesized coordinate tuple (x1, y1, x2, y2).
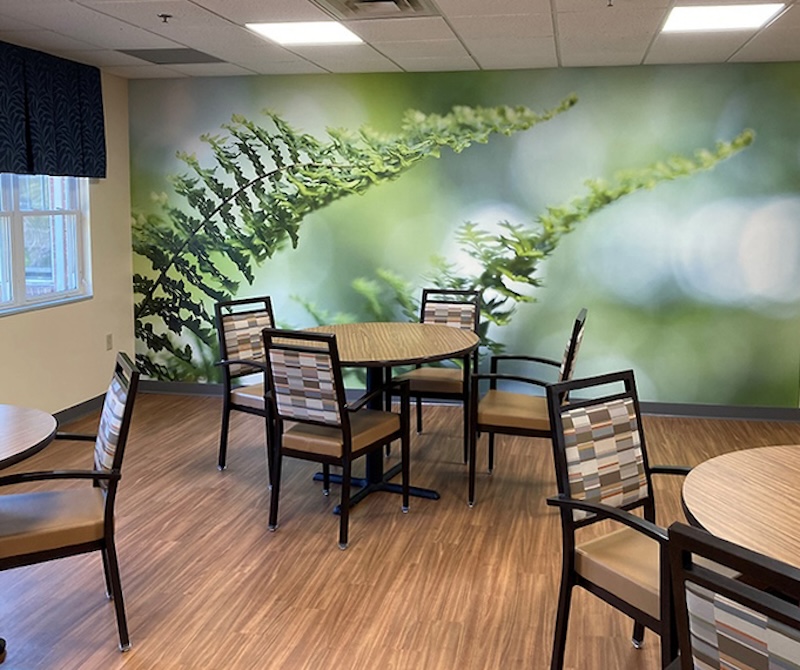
(246, 21, 363, 45)
(662, 3, 784, 32)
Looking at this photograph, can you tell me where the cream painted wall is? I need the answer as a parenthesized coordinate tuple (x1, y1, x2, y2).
(0, 72, 135, 414)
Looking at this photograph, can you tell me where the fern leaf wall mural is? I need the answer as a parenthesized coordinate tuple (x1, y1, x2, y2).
(129, 65, 800, 407)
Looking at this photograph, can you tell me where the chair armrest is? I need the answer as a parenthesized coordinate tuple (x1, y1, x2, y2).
(0, 469, 118, 488)
(472, 372, 552, 390)
(490, 353, 560, 369)
(55, 432, 96, 442)
(650, 465, 692, 477)
(216, 358, 267, 373)
(348, 379, 409, 413)
(546, 494, 668, 543)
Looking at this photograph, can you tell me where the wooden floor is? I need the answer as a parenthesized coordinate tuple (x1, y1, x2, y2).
(3, 393, 800, 670)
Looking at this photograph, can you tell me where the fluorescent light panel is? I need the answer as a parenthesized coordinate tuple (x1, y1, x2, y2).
(246, 21, 362, 45)
(663, 4, 784, 32)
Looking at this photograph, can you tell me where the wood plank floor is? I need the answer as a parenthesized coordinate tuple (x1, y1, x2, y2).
(3, 393, 800, 670)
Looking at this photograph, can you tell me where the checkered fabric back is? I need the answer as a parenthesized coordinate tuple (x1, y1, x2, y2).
(93, 375, 129, 490)
(560, 397, 648, 521)
(558, 319, 585, 382)
(268, 348, 342, 425)
(222, 310, 273, 376)
(423, 301, 477, 330)
(685, 581, 800, 669)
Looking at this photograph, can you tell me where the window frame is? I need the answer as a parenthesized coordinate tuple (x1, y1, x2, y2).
(0, 173, 93, 316)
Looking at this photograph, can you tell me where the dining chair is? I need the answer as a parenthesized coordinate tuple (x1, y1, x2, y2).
(262, 328, 410, 549)
(391, 288, 481, 463)
(0, 352, 140, 651)
(214, 295, 275, 472)
(545, 369, 689, 670)
(467, 307, 586, 507)
(666, 522, 800, 670)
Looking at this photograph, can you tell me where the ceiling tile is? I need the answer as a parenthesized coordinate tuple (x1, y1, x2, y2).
(188, 0, 331, 23)
(467, 37, 558, 70)
(392, 55, 479, 72)
(376, 39, 471, 59)
(646, 33, 750, 64)
(435, 0, 551, 17)
(345, 16, 454, 41)
(448, 13, 554, 39)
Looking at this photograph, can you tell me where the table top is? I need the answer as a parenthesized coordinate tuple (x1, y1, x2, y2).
(682, 444, 800, 569)
(306, 322, 479, 367)
(0, 404, 58, 469)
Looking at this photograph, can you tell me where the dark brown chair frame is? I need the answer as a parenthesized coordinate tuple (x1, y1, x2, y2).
(0, 352, 140, 651)
(546, 369, 688, 670)
(667, 522, 800, 670)
(215, 296, 275, 472)
(389, 288, 481, 463)
(467, 307, 587, 506)
(262, 328, 411, 549)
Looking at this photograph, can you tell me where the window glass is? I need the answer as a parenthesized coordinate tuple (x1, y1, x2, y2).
(0, 174, 91, 315)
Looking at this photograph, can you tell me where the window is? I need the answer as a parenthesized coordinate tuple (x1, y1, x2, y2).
(0, 174, 92, 314)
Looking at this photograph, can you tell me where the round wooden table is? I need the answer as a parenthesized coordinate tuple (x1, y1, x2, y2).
(0, 404, 58, 659)
(682, 444, 800, 569)
(306, 322, 480, 506)
(0, 404, 58, 469)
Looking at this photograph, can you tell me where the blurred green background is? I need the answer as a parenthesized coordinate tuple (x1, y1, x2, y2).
(129, 63, 800, 407)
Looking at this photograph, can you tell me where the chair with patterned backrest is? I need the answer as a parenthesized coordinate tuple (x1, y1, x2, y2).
(262, 328, 410, 549)
(667, 522, 800, 670)
(391, 288, 481, 463)
(0, 352, 140, 651)
(545, 369, 689, 670)
(467, 307, 586, 507)
(215, 296, 275, 472)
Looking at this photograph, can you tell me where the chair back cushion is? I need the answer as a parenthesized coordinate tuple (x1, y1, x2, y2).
(221, 309, 273, 377)
(94, 353, 139, 489)
(561, 397, 648, 520)
(268, 347, 342, 425)
(422, 301, 477, 331)
(684, 581, 800, 668)
(558, 309, 587, 382)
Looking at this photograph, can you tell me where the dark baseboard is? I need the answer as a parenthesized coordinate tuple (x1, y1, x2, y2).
(640, 401, 800, 422)
(54, 394, 105, 425)
(139, 380, 223, 396)
(136, 380, 800, 423)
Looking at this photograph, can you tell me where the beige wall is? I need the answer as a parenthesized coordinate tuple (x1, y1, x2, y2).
(0, 72, 135, 414)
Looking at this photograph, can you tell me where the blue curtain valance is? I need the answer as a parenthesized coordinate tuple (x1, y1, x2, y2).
(0, 41, 106, 178)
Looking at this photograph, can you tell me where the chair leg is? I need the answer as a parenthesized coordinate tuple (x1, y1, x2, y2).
(101, 546, 113, 599)
(401, 434, 410, 514)
(268, 451, 283, 532)
(103, 540, 131, 652)
(632, 621, 645, 649)
(461, 400, 469, 464)
(550, 580, 573, 670)
(468, 428, 477, 507)
(339, 459, 351, 550)
(488, 432, 495, 473)
(322, 464, 331, 496)
(415, 397, 423, 433)
(264, 411, 275, 490)
(218, 404, 231, 470)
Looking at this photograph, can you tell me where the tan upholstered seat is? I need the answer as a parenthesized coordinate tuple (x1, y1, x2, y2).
(546, 369, 690, 670)
(576, 527, 661, 621)
(0, 488, 105, 558)
(263, 328, 411, 549)
(392, 288, 480, 463)
(468, 308, 586, 507)
(215, 296, 275, 472)
(0, 353, 140, 653)
(477, 390, 550, 432)
(230, 382, 266, 410)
